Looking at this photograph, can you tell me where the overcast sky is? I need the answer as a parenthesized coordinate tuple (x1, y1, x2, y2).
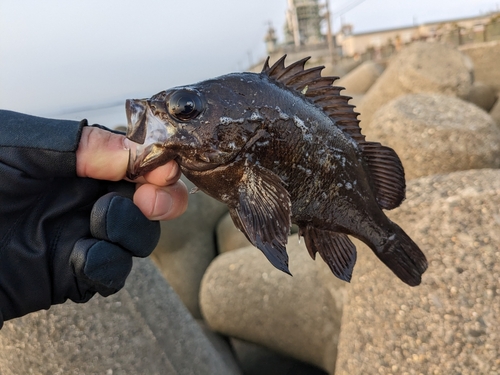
(1, 0, 498, 121)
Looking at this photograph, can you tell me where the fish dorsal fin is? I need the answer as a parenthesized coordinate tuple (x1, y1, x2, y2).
(261, 55, 406, 210)
(262, 54, 364, 144)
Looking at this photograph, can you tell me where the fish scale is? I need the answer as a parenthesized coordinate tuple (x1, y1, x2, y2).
(125, 55, 428, 286)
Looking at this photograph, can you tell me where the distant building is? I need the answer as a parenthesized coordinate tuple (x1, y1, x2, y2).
(259, 2, 500, 67)
(284, 0, 325, 47)
(338, 13, 500, 58)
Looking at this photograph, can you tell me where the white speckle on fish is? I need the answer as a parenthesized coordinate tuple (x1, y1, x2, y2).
(220, 116, 244, 125)
(250, 111, 263, 122)
(256, 140, 270, 147)
(345, 182, 353, 190)
(275, 106, 290, 121)
(296, 164, 313, 176)
(293, 115, 312, 141)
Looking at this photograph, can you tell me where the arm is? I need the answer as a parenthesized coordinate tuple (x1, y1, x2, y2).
(0, 110, 187, 326)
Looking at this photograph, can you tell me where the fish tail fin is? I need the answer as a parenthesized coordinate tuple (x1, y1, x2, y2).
(374, 222, 428, 286)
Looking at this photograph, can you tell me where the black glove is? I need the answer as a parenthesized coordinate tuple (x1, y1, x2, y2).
(0, 110, 160, 326)
(70, 191, 160, 300)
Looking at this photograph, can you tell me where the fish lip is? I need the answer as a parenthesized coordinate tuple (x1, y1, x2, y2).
(176, 156, 222, 172)
(126, 99, 149, 144)
(125, 141, 178, 179)
(126, 98, 178, 179)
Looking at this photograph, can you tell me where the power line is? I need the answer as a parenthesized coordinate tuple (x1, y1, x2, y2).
(331, 0, 369, 18)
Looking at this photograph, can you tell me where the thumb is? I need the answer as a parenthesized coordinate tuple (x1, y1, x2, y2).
(76, 126, 130, 181)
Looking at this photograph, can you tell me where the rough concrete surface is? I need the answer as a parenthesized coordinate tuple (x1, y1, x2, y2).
(231, 338, 328, 375)
(357, 41, 473, 126)
(460, 40, 500, 92)
(366, 93, 500, 180)
(216, 212, 252, 254)
(200, 239, 346, 371)
(490, 92, 500, 125)
(335, 169, 500, 375)
(0, 258, 241, 375)
(465, 81, 498, 112)
(152, 176, 227, 318)
(336, 60, 384, 95)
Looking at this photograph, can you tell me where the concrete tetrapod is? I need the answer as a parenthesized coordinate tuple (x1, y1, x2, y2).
(335, 169, 500, 375)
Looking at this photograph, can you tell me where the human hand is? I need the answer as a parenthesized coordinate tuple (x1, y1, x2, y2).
(76, 125, 188, 221)
(0, 111, 188, 325)
(66, 125, 189, 300)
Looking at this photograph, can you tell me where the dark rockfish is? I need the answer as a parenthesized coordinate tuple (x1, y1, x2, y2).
(125, 56, 428, 286)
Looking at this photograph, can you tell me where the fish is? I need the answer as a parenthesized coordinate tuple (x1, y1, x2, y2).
(125, 55, 428, 286)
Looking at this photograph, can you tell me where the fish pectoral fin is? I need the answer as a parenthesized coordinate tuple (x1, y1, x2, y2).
(229, 165, 292, 275)
(302, 226, 357, 282)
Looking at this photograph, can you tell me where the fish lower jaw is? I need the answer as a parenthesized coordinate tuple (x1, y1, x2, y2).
(178, 157, 223, 172)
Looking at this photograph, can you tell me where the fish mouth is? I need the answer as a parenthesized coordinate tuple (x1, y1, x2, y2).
(125, 98, 223, 178)
(125, 99, 178, 179)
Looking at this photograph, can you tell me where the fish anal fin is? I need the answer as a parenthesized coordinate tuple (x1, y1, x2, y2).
(302, 226, 357, 282)
(229, 165, 292, 275)
(361, 142, 406, 210)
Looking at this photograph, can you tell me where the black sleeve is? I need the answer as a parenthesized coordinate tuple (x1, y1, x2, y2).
(0, 109, 85, 178)
(0, 110, 160, 327)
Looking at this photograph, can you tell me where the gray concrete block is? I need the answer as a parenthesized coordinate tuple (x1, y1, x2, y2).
(152, 177, 228, 318)
(335, 169, 500, 375)
(0, 258, 241, 375)
(357, 41, 473, 127)
(199, 238, 345, 371)
(336, 60, 384, 95)
(490, 92, 500, 126)
(466, 81, 498, 112)
(366, 93, 500, 180)
(460, 40, 500, 92)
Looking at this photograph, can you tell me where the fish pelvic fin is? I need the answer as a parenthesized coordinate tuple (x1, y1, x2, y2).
(229, 165, 292, 275)
(374, 222, 428, 286)
(301, 226, 357, 282)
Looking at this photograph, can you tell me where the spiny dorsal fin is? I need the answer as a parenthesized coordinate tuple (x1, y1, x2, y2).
(261, 55, 406, 210)
(262, 55, 363, 143)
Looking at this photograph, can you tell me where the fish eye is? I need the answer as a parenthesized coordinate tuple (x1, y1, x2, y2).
(167, 89, 204, 121)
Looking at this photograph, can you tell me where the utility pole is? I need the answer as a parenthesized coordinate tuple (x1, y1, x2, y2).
(288, 0, 301, 47)
(325, 0, 335, 63)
